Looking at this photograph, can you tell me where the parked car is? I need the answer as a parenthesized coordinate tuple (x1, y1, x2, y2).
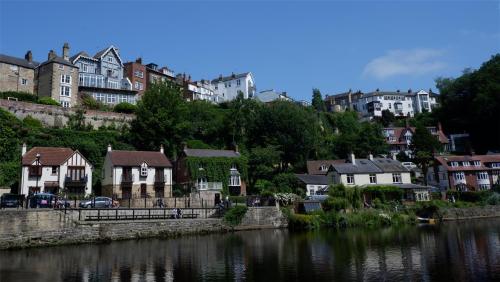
(79, 197, 113, 208)
(402, 162, 418, 169)
(29, 193, 55, 208)
(1, 194, 23, 208)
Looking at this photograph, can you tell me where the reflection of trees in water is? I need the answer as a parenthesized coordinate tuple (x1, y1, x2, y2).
(0, 220, 499, 281)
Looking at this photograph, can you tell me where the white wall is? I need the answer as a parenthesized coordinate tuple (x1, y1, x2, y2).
(212, 73, 255, 101)
(306, 184, 328, 196)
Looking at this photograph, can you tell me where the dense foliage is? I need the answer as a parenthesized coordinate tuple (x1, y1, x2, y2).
(186, 156, 248, 193)
(223, 205, 248, 226)
(435, 54, 500, 153)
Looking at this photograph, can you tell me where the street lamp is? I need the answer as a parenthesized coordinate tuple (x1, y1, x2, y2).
(35, 153, 41, 193)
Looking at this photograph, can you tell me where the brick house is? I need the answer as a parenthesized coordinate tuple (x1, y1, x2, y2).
(20, 144, 93, 196)
(124, 58, 176, 98)
(37, 43, 79, 108)
(382, 123, 449, 156)
(101, 145, 173, 199)
(427, 154, 500, 191)
(175, 146, 247, 201)
(0, 51, 39, 94)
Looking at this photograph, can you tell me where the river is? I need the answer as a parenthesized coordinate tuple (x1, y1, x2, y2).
(0, 219, 499, 281)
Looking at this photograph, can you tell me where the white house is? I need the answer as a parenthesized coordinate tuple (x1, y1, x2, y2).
(326, 154, 430, 201)
(295, 174, 329, 196)
(211, 72, 256, 101)
(101, 145, 173, 199)
(20, 144, 93, 196)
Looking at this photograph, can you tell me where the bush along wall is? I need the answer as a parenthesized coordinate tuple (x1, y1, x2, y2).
(186, 156, 248, 194)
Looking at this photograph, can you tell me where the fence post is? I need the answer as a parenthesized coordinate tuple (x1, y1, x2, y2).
(116, 208, 118, 220)
(78, 209, 81, 221)
(174, 197, 177, 208)
(97, 209, 100, 221)
(144, 197, 146, 208)
(148, 208, 151, 219)
(132, 209, 135, 220)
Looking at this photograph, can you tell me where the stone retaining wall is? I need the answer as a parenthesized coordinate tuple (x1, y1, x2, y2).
(441, 205, 500, 220)
(0, 206, 288, 250)
(0, 99, 134, 128)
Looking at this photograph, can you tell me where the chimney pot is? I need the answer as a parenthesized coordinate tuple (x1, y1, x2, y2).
(22, 143, 27, 156)
(160, 144, 164, 154)
(107, 144, 112, 152)
(349, 153, 356, 165)
(48, 50, 56, 60)
(368, 153, 373, 161)
(136, 57, 142, 64)
(408, 89, 412, 93)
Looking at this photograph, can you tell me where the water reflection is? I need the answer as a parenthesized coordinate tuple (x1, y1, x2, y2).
(0, 219, 499, 281)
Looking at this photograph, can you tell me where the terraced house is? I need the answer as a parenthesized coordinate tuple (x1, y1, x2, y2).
(0, 51, 39, 94)
(71, 45, 137, 105)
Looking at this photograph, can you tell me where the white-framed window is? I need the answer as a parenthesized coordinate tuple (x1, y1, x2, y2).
(346, 174, 354, 184)
(473, 161, 481, 166)
(140, 163, 148, 177)
(61, 101, 70, 108)
(237, 79, 241, 86)
(107, 94, 116, 104)
(454, 172, 465, 181)
(450, 162, 459, 167)
(320, 165, 328, 171)
(462, 161, 470, 167)
(477, 171, 489, 180)
(95, 93, 105, 102)
(61, 74, 71, 84)
(478, 184, 490, 190)
(369, 174, 377, 184)
(138, 82, 143, 90)
(492, 163, 500, 168)
(134, 81, 139, 89)
(107, 57, 113, 63)
(134, 70, 144, 78)
(392, 173, 402, 183)
(120, 95, 128, 103)
(60, 86, 71, 97)
(21, 78, 27, 85)
(229, 174, 241, 186)
(82, 64, 88, 72)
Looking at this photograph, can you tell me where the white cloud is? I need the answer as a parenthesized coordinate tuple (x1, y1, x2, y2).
(362, 49, 447, 80)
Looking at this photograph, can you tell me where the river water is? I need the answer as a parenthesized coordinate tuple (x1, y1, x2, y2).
(0, 219, 499, 282)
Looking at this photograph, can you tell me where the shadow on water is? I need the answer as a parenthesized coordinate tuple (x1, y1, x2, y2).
(0, 219, 499, 282)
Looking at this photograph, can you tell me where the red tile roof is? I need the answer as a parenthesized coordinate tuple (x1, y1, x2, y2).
(22, 147, 75, 166)
(383, 126, 449, 145)
(108, 150, 172, 167)
(435, 154, 500, 171)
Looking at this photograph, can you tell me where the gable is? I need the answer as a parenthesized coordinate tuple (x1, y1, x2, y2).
(98, 46, 123, 66)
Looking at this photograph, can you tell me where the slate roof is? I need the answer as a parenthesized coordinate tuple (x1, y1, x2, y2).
(22, 147, 75, 166)
(184, 148, 240, 158)
(0, 54, 39, 69)
(307, 160, 346, 175)
(69, 51, 92, 62)
(108, 150, 172, 167)
(330, 159, 382, 174)
(295, 174, 329, 185)
(372, 158, 410, 173)
(39, 56, 76, 68)
(211, 72, 250, 83)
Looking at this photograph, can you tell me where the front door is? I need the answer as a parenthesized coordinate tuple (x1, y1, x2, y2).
(140, 183, 147, 198)
(122, 187, 132, 199)
(214, 193, 221, 206)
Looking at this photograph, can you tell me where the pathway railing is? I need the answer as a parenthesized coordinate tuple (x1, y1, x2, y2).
(64, 207, 224, 221)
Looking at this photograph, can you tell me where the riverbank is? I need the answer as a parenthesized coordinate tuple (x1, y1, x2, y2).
(0, 206, 288, 250)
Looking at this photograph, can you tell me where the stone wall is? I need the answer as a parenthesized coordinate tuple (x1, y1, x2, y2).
(0, 99, 134, 128)
(237, 206, 288, 229)
(441, 205, 500, 220)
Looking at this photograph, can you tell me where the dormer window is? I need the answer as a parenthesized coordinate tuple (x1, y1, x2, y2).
(140, 163, 148, 177)
(473, 161, 481, 167)
(229, 167, 241, 186)
(320, 165, 328, 171)
(450, 162, 459, 167)
(462, 161, 470, 167)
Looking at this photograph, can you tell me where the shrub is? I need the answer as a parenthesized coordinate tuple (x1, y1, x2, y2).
(486, 193, 500, 205)
(323, 197, 348, 212)
(287, 213, 320, 230)
(0, 91, 38, 102)
(80, 94, 110, 111)
(363, 185, 403, 202)
(22, 115, 42, 128)
(223, 205, 248, 227)
(447, 191, 492, 203)
(113, 102, 137, 114)
(37, 97, 60, 106)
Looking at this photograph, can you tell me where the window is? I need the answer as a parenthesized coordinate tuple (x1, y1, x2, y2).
(473, 161, 481, 167)
(140, 163, 148, 177)
(320, 165, 328, 171)
(454, 172, 465, 181)
(309, 189, 315, 195)
(60, 86, 71, 97)
(95, 93, 105, 102)
(51, 166, 57, 174)
(388, 103, 392, 109)
(61, 75, 71, 84)
(134, 70, 144, 78)
(61, 101, 70, 108)
(346, 174, 354, 184)
(478, 184, 490, 190)
(369, 174, 377, 184)
(450, 162, 459, 167)
(82, 64, 88, 72)
(462, 161, 470, 167)
(107, 94, 116, 104)
(477, 172, 489, 180)
(107, 57, 113, 62)
(492, 163, 500, 168)
(134, 81, 139, 89)
(392, 173, 402, 183)
(139, 82, 144, 90)
(21, 78, 27, 85)
(237, 79, 241, 86)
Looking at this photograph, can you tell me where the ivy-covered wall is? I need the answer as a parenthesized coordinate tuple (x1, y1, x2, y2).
(186, 156, 248, 194)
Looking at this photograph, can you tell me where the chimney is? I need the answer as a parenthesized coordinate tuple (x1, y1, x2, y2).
(429, 88, 433, 94)
(376, 88, 379, 92)
(231, 72, 236, 78)
(48, 50, 56, 60)
(160, 144, 164, 154)
(62, 42, 70, 61)
(368, 153, 373, 161)
(397, 89, 400, 93)
(407, 89, 412, 93)
(25, 51, 33, 62)
(22, 143, 27, 156)
(107, 144, 112, 152)
(349, 153, 356, 165)
(136, 57, 142, 64)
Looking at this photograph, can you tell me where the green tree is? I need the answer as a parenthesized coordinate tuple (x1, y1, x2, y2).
(247, 146, 282, 190)
(311, 88, 326, 112)
(377, 109, 395, 127)
(130, 81, 190, 157)
(436, 54, 500, 153)
(411, 123, 442, 184)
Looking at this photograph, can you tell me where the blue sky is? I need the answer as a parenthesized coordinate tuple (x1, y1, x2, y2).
(1, 0, 499, 101)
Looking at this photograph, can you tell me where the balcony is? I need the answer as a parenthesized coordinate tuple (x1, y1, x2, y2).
(121, 174, 134, 188)
(65, 175, 87, 187)
(195, 182, 223, 191)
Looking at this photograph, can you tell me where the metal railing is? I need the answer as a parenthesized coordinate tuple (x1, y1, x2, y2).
(195, 182, 223, 191)
(67, 207, 224, 221)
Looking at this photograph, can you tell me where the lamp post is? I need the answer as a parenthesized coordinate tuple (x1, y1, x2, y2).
(35, 153, 41, 193)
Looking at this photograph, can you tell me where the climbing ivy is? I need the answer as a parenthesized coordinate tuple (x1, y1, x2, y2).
(186, 156, 248, 194)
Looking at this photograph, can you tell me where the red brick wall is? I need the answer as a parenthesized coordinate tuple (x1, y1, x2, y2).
(124, 62, 146, 97)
